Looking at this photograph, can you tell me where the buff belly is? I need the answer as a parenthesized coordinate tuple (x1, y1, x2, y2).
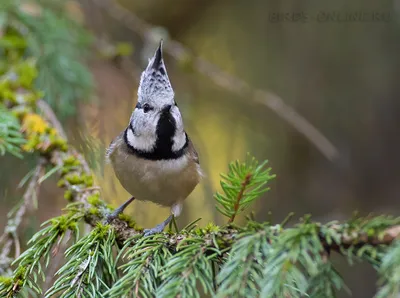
(109, 142, 200, 207)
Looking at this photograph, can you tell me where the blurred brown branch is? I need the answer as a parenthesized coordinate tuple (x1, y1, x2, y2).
(88, 0, 339, 161)
(37, 100, 68, 140)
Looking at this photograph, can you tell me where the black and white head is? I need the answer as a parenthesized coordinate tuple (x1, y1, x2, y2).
(124, 40, 187, 160)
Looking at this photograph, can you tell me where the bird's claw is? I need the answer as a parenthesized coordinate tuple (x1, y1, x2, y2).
(143, 223, 166, 237)
(105, 212, 118, 224)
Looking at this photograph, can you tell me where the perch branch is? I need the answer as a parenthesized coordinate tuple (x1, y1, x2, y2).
(89, 0, 339, 161)
(324, 225, 400, 251)
(12, 100, 399, 252)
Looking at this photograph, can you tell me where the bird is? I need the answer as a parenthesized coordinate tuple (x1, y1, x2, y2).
(106, 40, 202, 236)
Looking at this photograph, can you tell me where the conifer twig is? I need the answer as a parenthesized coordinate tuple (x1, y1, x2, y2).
(228, 173, 252, 223)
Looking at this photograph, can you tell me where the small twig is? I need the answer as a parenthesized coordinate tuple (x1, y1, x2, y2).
(43, 230, 72, 292)
(13, 235, 20, 260)
(0, 159, 46, 268)
(76, 186, 101, 193)
(37, 99, 68, 140)
(228, 173, 252, 224)
(134, 280, 140, 297)
(72, 255, 91, 287)
(281, 212, 295, 227)
(14, 159, 46, 227)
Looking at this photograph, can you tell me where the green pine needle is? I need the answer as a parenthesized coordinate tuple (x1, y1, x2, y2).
(375, 239, 400, 297)
(156, 238, 217, 298)
(216, 226, 274, 298)
(0, 105, 26, 158)
(45, 224, 117, 298)
(259, 219, 344, 298)
(214, 155, 275, 223)
(4, 0, 94, 118)
(106, 234, 171, 298)
(0, 214, 82, 297)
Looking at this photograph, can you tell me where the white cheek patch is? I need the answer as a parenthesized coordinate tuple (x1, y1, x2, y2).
(126, 127, 156, 152)
(170, 107, 186, 152)
(172, 132, 186, 152)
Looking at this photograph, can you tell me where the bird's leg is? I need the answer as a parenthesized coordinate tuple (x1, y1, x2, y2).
(106, 196, 135, 222)
(143, 215, 173, 236)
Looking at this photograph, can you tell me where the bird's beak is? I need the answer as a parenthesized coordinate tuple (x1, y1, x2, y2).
(162, 104, 172, 113)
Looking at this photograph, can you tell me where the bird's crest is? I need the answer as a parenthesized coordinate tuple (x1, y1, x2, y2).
(137, 40, 174, 106)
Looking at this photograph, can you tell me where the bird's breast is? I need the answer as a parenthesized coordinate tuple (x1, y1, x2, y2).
(109, 140, 201, 207)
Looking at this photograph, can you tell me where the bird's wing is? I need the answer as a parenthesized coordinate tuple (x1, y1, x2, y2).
(105, 131, 124, 163)
(187, 135, 199, 164)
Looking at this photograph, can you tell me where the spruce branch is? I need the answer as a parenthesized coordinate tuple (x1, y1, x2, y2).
(105, 234, 171, 298)
(307, 262, 348, 298)
(259, 218, 343, 297)
(214, 156, 275, 222)
(156, 237, 217, 298)
(45, 223, 117, 297)
(0, 213, 81, 297)
(216, 224, 275, 298)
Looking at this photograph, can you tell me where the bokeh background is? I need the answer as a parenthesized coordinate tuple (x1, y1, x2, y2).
(1, 0, 400, 296)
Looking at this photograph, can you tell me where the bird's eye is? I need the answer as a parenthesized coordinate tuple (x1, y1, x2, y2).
(143, 103, 152, 113)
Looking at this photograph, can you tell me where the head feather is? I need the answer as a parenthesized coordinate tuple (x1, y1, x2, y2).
(138, 40, 174, 106)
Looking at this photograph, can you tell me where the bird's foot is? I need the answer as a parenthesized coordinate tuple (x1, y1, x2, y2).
(143, 224, 165, 237)
(143, 215, 173, 236)
(105, 196, 135, 224)
(105, 211, 118, 224)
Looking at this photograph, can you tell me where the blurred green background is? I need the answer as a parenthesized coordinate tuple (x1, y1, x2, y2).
(1, 0, 400, 296)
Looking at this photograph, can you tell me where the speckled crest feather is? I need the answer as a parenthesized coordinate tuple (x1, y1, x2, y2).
(138, 40, 174, 107)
